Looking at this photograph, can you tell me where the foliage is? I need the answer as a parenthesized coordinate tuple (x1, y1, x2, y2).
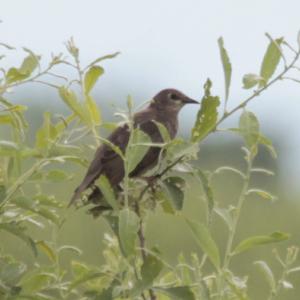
(1, 33, 300, 300)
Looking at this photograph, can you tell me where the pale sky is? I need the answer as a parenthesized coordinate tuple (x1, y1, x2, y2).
(1, 0, 300, 192)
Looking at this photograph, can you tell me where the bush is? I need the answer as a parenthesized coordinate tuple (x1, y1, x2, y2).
(0, 34, 300, 299)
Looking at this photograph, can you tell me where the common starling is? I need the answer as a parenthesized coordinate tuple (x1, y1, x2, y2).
(69, 89, 198, 206)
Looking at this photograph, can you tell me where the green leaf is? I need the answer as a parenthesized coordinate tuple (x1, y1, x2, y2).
(71, 260, 90, 278)
(177, 253, 192, 285)
(155, 189, 175, 215)
(34, 194, 62, 208)
(239, 110, 260, 150)
(86, 95, 101, 125)
(118, 208, 140, 257)
(86, 52, 120, 68)
(141, 252, 163, 284)
(0, 255, 27, 286)
(0, 97, 28, 137)
(0, 140, 19, 156)
(0, 222, 37, 256)
(133, 253, 163, 296)
(152, 120, 171, 143)
(214, 207, 234, 230)
(13, 196, 37, 210)
(224, 270, 248, 299)
(126, 128, 151, 173)
(36, 240, 57, 263)
(13, 195, 63, 222)
(35, 207, 61, 226)
(251, 168, 274, 176)
(97, 175, 118, 210)
(260, 36, 283, 85)
(35, 112, 58, 151)
(46, 169, 71, 182)
(218, 37, 232, 103)
(0, 114, 13, 124)
(287, 266, 300, 274)
(259, 134, 277, 158)
(254, 261, 276, 291)
(58, 245, 82, 256)
(246, 188, 276, 201)
(98, 136, 125, 160)
(233, 232, 290, 255)
(84, 65, 104, 94)
(20, 272, 54, 294)
(191, 79, 220, 142)
(282, 280, 293, 289)
(186, 219, 220, 269)
(6, 53, 40, 83)
(69, 272, 105, 290)
(155, 286, 195, 300)
(166, 138, 199, 161)
(214, 166, 245, 179)
(197, 170, 214, 219)
(163, 177, 185, 210)
(242, 73, 264, 89)
(58, 86, 89, 123)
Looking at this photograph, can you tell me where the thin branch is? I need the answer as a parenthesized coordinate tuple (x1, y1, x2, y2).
(31, 79, 60, 89)
(282, 41, 298, 55)
(137, 155, 185, 203)
(46, 71, 68, 81)
(282, 76, 300, 84)
(216, 50, 300, 127)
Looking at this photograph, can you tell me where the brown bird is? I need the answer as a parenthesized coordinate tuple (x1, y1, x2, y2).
(69, 89, 198, 207)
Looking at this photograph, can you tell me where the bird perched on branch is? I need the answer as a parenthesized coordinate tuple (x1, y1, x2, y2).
(69, 89, 198, 207)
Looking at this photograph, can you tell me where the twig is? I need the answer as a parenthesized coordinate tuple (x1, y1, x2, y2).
(216, 50, 300, 127)
(137, 155, 185, 202)
(31, 79, 60, 89)
(0, 159, 49, 209)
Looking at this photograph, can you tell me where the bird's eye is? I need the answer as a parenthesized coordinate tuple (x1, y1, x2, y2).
(169, 93, 180, 100)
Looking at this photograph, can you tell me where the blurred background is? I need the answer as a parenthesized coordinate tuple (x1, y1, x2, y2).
(1, 0, 300, 299)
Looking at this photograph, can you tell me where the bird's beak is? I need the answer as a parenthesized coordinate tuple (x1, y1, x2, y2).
(184, 98, 199, 104)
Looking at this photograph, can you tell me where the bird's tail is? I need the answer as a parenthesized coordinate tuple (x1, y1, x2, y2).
(68, 186, 83, 207)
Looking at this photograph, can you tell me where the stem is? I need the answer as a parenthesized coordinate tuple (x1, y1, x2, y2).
(74, 51, 100, 147)
(134, 200, 156, 300)
(216, 156, 252, 299)
(216, 50, 300, 127)
(268, 265, 289, 300)
(147, 50, 300, 185)
(6, 65, 54, 90)
(132, 156, 186, 299)
(0, 159, 48, 209)
(223, 157, 252, 269)
(137, 155, 185, 202)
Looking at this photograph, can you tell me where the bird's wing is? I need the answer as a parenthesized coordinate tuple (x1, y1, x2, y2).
(69, 125, 130, 206)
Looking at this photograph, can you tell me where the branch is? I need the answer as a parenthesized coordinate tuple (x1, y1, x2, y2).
(134, 200, 157, 300)
(216, 50, 300, 127)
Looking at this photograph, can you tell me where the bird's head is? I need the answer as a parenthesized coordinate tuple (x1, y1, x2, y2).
(150, 89, 198, 113)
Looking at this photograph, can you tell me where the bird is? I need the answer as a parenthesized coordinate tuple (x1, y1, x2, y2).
(69, 89, 198, 208)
